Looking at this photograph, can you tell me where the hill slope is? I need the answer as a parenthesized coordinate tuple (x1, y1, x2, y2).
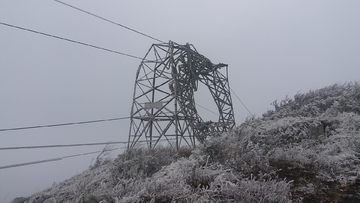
(13, 82, 360, 203)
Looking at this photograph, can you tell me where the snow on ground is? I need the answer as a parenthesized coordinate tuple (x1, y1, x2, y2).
(13, 82, 360, 203)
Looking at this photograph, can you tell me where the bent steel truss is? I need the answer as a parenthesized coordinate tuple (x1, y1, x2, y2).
(128, 41, 235, 149)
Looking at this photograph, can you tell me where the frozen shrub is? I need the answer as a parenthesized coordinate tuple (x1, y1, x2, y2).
(264, 82, 360, 119)
(21, 160, 117, 203)
(112, 146, 179, 179)
(203, 175, 292, 203)
(15, 82, 360, 203)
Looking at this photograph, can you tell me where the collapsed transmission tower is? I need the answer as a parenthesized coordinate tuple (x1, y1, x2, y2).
(128, 41, 235, 149)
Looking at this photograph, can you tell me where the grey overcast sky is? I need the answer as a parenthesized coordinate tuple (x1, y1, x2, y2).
(1, 0, 359, 201)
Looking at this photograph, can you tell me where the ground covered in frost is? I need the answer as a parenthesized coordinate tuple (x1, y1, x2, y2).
(12, 82, 360, 203)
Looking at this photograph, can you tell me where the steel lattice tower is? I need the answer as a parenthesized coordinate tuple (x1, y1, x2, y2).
(128, 41, 235, 149)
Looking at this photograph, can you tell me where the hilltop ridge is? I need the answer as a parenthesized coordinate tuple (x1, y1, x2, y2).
(13, 82, 360, 203)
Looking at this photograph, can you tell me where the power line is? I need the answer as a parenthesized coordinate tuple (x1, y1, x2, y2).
(0, 158, 62, 170)
(54, 0, 165, 43)
(0, 116, 130, 132)
(0, 22, 143, 60)
(0, 142, 125, 150)
(0, 148, 119, 170)
(230, 88, 254, 117)
(0, 140, 150, 150)
(195, 103, 219, 116)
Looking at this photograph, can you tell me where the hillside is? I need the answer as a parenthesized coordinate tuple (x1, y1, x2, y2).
(13, 82, 360, 203)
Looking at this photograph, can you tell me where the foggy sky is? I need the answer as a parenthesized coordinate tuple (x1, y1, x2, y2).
(1, 0, 360, 202)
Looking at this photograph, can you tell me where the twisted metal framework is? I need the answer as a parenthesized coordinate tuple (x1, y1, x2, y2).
(128, 41, 235, 149)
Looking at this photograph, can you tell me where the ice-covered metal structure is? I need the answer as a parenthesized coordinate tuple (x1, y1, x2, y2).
(128, 41, 235, 149)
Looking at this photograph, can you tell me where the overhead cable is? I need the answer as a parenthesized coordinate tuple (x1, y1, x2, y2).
(230, 88, 254, 117)
(0, 148, 119, 170)
(195, 103, 219, 116)
(54, 0, 165, 43)
(0, 141, 150, 150)
(0, 22, 143, 60)
(0, 116, 130, 132)
(0, 158, 62, 170)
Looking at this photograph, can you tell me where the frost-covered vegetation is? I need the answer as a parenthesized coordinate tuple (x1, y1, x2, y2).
(13, 82, 360, 203)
